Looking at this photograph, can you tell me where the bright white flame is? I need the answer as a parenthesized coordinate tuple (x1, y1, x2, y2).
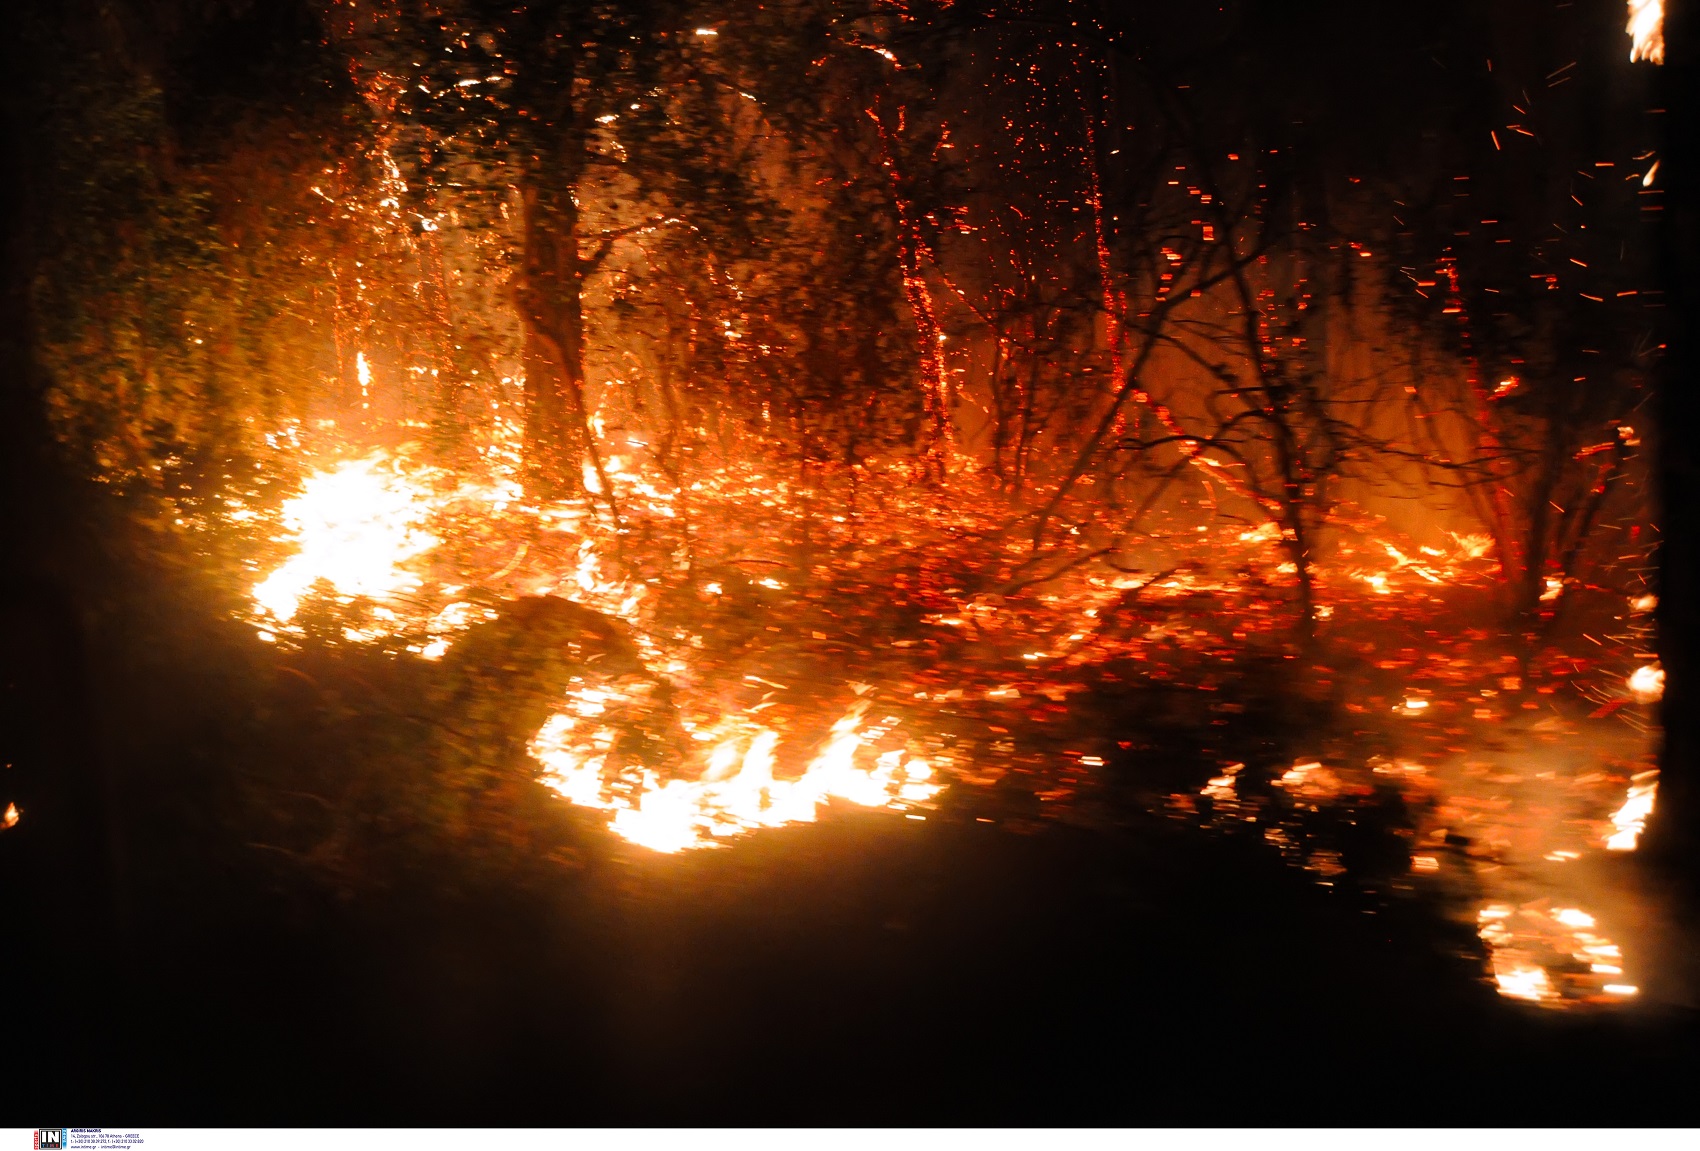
(1495, 964, 1555, 1002)
(533, 698, 942, 852)
(1477, 903, 1632, 1006)
(1628, 0, 1664, 63)
(252, 455, 439, 624)
(1628, 663, 1664, 702)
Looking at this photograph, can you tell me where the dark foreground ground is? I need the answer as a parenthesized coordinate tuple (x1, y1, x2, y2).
(10, 791, 1700, 1126)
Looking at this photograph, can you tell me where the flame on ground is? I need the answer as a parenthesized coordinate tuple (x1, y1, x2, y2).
(530, 695, 942, 852)
(1628, 663, 1664, 703)
(244, 446, 954, 852)
(237, 445, 1643, 863)
(251, 454, 440, 629)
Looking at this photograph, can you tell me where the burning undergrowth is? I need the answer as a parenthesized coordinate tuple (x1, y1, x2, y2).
(177, 413, 1660, 1009)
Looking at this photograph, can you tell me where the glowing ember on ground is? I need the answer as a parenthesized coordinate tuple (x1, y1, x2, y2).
(1605, 771, 1659, 851)
(530, 696, 942, 851)
(2, 802, 18, 830)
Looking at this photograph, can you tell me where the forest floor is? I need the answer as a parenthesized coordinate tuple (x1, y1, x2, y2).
(6, 496, 1700, 1126)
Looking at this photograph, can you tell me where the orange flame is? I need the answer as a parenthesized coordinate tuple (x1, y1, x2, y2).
(531, 697, 942, 851)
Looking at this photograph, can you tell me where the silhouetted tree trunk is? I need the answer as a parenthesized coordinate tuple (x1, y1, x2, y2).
(517, 119, 616, 512)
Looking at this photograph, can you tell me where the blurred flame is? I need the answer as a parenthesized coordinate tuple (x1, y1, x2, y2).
(1200, 762, 1242, 803)
(2, 802, 17, 830)
(1606, 771, 1658, 851)
(1494, 963, 1556, 1003)
(1628, 0, 1664, 63)
(1628, 663, 1664, 702)
(1479, 903, 1633, 1006)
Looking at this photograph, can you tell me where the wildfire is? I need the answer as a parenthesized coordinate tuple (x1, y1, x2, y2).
(245, 448, 950, 852)
(531, 695, 942, 851)
(235, 434, 1640, 869)
(1628, 0, 1664, 64)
